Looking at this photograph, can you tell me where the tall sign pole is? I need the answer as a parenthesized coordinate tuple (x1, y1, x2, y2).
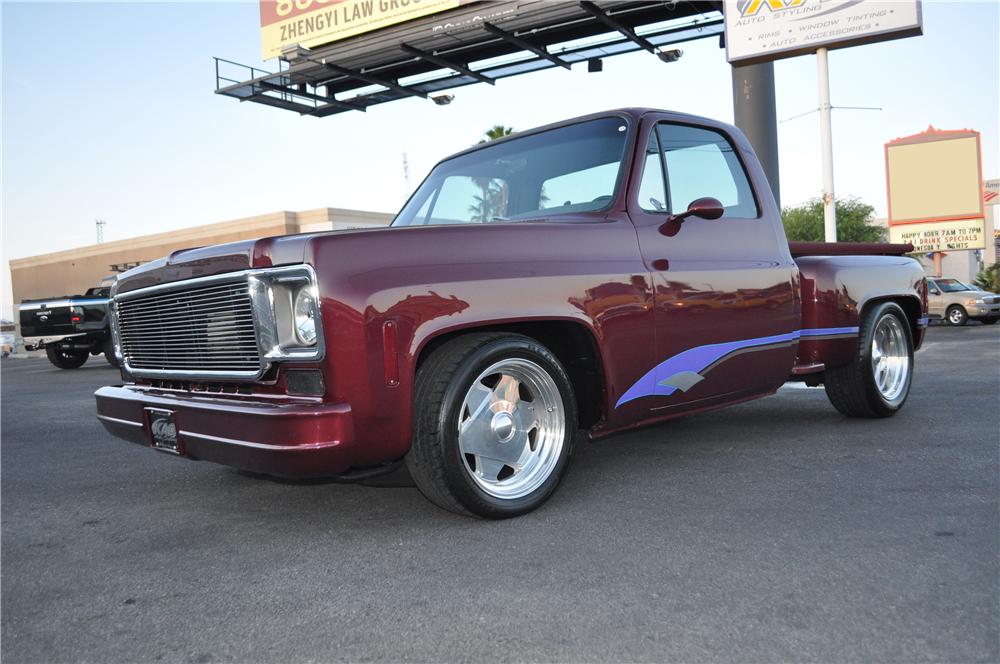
(817, 47, 836, 241)
(723, 0, 923, 240)
(732, 61, 780, 208)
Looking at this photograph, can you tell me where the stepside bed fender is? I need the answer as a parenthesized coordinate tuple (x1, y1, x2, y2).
(795, 255, 926, 369)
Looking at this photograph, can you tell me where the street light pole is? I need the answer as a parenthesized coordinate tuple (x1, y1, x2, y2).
(817, 47, 837, 242)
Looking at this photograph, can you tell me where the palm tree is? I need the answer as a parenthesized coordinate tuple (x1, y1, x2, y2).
(478, 125, 514, 144)
(470, 126, 515, 222)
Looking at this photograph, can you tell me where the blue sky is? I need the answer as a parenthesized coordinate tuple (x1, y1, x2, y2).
(2, 1, 998, 317)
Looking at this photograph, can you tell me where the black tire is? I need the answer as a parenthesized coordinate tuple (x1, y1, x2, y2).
(824, 302, 914, 418)
(103, 338, 120, 368)
(45, 346, 89, 369)
(405, 333, 577, 518)
(981, 317, 998, 325)
(946, 305, 968, 326)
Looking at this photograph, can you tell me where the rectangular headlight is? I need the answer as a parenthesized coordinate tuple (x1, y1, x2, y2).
(249, 265, 324, 362)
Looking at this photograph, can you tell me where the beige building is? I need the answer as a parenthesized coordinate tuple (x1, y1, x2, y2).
(9, 207, 393, 310)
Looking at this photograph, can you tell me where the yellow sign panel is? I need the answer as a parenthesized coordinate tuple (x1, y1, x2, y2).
(886, 135, 983, 224)
(889, 219, 986, 253)
(261, 0, 464, 60)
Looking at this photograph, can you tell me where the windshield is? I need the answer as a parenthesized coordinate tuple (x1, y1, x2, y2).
(935, 279, 974, 293)
(392, 117, 630, 227)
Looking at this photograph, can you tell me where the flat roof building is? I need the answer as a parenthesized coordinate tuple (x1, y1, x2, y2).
(9, 207, 393, 312)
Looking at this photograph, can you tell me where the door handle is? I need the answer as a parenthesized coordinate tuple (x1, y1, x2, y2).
(651, 259, 670, 271)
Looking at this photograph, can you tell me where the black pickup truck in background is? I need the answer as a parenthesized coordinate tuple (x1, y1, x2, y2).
(19, 280, 119, 369)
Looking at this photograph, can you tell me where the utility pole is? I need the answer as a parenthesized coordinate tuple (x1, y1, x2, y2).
(817, 48, 837, 242)
(95, 219, 107, 244)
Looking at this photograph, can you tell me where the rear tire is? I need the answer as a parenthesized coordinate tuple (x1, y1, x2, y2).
(103, 338, 120, 368)
(946, 305, 968, 326)
(405, 333, 577, 518)
(824, 302, 913, 418)
(46, 346, 89, 369)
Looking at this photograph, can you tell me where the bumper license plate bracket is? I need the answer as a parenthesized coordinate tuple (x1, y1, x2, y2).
(146, 408, 181, 454)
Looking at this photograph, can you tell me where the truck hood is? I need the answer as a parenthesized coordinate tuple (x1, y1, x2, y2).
(113, 228, 385, 296)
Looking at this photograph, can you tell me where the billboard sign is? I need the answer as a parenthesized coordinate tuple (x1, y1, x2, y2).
(724, 0, 922, 65)
(889, 219, 986, 253)
(885, 127, 986, 252)
(261, 0, 468, 60)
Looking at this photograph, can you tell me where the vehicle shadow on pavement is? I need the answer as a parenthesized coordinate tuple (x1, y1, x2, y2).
(218, 389, 862, 523)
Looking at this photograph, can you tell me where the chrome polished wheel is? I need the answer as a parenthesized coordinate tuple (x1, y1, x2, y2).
(871, 314, 910, 404)
(947, 307, 966, 325)
(457, 358, 565, 500)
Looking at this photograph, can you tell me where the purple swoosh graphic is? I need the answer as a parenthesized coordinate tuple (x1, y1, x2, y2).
(615, 327, 859, 408)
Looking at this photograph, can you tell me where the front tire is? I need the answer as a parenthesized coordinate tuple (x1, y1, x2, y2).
(406, 333, 577, 518)
(946, 305, 968, 326)
(824, 302, 913, 418)
(45, 346, 89, 369)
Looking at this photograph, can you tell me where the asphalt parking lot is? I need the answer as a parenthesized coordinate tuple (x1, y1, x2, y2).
(2, 324, 998, 663)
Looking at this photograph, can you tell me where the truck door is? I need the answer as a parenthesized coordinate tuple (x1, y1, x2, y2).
(620, 116, 800, 415)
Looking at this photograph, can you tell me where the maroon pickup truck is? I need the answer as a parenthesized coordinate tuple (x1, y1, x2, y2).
(95, 109, 927, 518)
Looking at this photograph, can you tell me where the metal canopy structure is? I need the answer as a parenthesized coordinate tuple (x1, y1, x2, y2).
(215, 1, 723, 117)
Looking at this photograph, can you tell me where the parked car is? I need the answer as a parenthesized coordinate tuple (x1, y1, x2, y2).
(95, 109, 927, 518)
(926, 278, 1000, 325)
(19, 278, 118, 369)
(0, 318, 14, 357)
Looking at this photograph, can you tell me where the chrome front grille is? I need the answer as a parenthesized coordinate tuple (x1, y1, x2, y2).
(115, 278, 262, 375)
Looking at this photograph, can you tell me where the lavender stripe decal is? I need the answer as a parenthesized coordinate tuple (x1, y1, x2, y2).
(615, 326, 859, 408)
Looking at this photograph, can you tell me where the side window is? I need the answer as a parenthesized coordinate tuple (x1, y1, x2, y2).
(637, 132, 667, 212)
(657, 124, 758, 219)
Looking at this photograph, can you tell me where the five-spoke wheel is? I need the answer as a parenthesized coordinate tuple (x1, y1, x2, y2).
(458, 358, 566, 500)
